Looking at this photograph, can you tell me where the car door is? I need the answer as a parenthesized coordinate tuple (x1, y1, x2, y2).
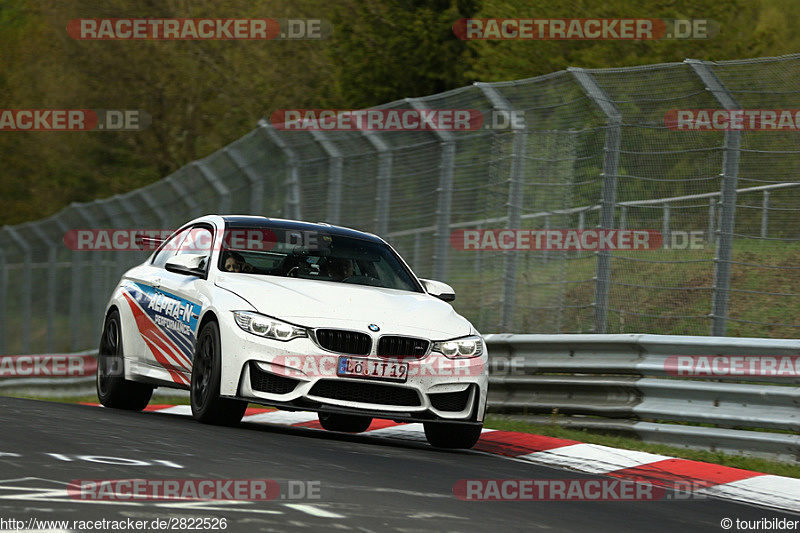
(119, 225, 203, 386)
(147, 224, 214, 384)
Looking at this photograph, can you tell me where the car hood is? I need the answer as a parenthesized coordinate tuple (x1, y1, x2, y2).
(215, 274, 473, 338)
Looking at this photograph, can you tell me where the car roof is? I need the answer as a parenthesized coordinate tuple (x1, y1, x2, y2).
(220, 215, 383, 243)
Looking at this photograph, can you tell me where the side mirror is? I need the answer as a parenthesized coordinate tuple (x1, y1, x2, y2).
(419, 278, 456, 302)
(165, 253, 207, 277)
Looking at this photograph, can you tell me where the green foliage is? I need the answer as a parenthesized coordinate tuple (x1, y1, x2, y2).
(1, 0, 799, 225)
(325, 0, 479, 107)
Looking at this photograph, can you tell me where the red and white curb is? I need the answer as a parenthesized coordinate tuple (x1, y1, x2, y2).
(95, 404, 800, 513)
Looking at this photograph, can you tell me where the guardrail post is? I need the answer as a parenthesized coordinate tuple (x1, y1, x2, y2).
(193, 161, 231, 214)
(761, 190, 770, 239)
(478, 83, 528, 331)
(687, 59, 742, 336)
(4, 227, 32, 353)
(407, 98, 454, 281)
(258, 120, 302, 220)
(30, 223, 57, 353)
(569, 68, 622, 334)
(223, 146, 264, 215)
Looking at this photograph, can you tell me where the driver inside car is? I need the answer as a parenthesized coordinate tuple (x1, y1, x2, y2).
(223, 251, 255, 273)
(327, 257, 355, 281)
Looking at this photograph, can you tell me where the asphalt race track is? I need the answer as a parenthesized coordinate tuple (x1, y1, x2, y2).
(0, 397, 796, 532)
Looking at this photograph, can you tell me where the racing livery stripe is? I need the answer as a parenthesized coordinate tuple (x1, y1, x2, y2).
(121, 287, 193, 372)
(122, 292, 190, 385)
(141, 337, 190, 385)
(122, 282, 196, 369)
(122, 281, 198, 364)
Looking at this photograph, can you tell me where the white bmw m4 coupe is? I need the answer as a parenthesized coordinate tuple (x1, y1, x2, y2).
(97, 215, 488, 448)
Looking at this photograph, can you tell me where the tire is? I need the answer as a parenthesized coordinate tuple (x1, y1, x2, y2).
(318, 412, 372, 433)
(97, 310, 153, 411)
(423, 422, 483, 449)
(191, 320, 247, 426)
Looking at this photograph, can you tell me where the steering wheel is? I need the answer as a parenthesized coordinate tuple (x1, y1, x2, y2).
(341, 275, 384, 287)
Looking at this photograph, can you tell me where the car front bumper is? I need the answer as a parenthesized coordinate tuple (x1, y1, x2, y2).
(218, 315, 488, 424)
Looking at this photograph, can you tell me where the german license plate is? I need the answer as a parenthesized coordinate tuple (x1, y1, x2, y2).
(337, 356, 408, 382)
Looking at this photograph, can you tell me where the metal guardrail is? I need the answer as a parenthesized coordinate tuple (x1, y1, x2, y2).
(2, 334, 799, 462)
(485, 334, 800, 463)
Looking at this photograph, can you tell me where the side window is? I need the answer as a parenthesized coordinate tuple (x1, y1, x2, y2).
(175, 226, 214, 270)
(151, 228, 189, 269)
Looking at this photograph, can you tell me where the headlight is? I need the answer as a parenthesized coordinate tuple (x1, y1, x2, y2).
(233, 311, 307, 341)
(432, 335, 483, 359)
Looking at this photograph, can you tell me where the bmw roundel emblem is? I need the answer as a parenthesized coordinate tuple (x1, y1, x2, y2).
(368, 324, 380, 332)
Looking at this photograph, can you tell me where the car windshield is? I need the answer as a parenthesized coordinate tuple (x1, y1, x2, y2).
(218, 225, 421, 292)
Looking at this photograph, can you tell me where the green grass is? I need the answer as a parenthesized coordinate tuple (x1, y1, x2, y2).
(485, 415, 800, 479)
(450, 238, 800, 337)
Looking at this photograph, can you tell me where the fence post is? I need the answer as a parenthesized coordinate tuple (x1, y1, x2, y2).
(4, 226, 32, 354)
(138, 189, 170, 235)
(30, 223, 57, 353)
(662, 203, 671, 248)
(73, 203, 104, 345)
(569, 68, 622, 334)
(307, 130, 343, 225)
(0, 245, 6, 354)
(708, 198, 716, 246)
(166, 175, 200, 218)
(761, 190, 770, 239)
(52, 215, 82, 351)
(413, 231, 422, 270)
(407, 98, 454, 282)
(364, 131, 392, 235)
(223, 146, 264, 215)
(96, 198, 127, 286)
(478, 83, 527, 331)
(193, 161, 231, 214)
(258, 120, 302, 220)
(687, 59, 741, 337)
